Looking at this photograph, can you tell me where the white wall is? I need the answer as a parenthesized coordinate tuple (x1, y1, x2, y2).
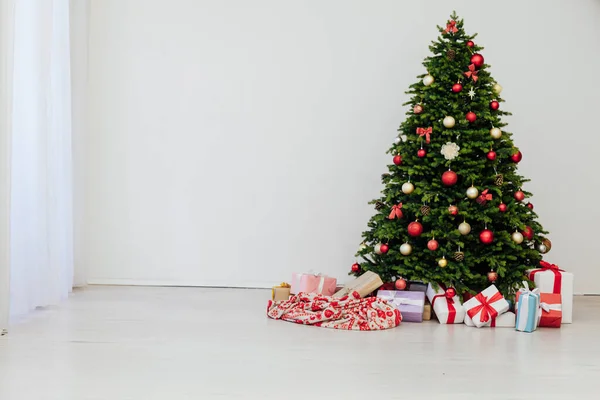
(85, 0, 600, 293)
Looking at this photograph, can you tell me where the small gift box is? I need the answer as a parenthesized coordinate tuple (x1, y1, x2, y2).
(465, 311, 515, 328)
(515, 284, 541, 333)
(463, 285, 510, 328)
(333, 271, 383, 298)
(271, 282, 291, 302)
(423, 301, 432, 321)
(408, 281, 428, 293)
(290, 273, 337, 296)
(516, 291, 562, 328)
(426, 283, 465, 324)
(526, 260, 573, 323)
(377, 290, 426, 322)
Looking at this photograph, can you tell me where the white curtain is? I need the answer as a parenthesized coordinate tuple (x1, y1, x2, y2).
(9, 0, 75, 317)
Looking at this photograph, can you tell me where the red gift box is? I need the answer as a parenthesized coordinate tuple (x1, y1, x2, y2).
(516, 291, 562, 328)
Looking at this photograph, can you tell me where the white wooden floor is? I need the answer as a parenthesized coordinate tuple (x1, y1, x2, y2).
(0, 286, 599, 400)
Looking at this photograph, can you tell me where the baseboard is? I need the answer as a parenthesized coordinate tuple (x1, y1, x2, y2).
(86, 278, 273, 289)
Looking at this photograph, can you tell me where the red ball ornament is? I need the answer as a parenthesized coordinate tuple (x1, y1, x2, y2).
(486, 150, 497, 161)
(498, 203, 507, 213)
(413, 104, 423, 114)
(351, 263, 360, 273)
(445, 288, 457, 299)
(490, 100, 500, 111)
(408, 221, 424, 237)
(514, 191, 525, 202)
(427, 239, 439, 251)
(522, 226, 534, 240)
(442, 170, 458, 186)
(527, 203, 534, 210)
(487, 271, 498, 283)
(470, 53, 484, 68)
(417, 148, 427, 158)
(479, 229, 494, 245)
(395, 278, 407, 290)
(380, 243, 389, 254)
(448, 205, 459, 215)
(466, 40, 475, 48)
(452, 83, 463, 93)
(466, 111, 477, 123)
(511, 150, 523, 163)
(393, 155, 402, 165)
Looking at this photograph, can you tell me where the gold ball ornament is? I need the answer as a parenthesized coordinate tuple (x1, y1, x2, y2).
(358, 243, 367, 252)
(402, 182, 415, 194)
(443, 116, 456, 128)
(423, 74, 434, 86)
(374, 243, 383, 255)
(400, 243, 413, 256)
(458, 222, 471, 235)
(493, 83, 503, 95)
(512, 231, 524, 244)
(490, 127, 502, 139)
(438, 257, 448, 268)
(466, 186, 479, 199)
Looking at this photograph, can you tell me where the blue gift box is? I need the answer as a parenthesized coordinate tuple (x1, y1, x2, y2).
(516, 287, 541, 333)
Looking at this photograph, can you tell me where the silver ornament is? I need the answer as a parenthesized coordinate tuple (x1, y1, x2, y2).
(394, 137, 401, 144)
(443, 116, 456, 128)
(400, 243, 413, 255)
(512, 231, 524, 244)
(466, 186, 479, 199)
(538, 243, 548, 254)
(402, 182, 415, 194)
(423, 74, 434, 86)
(458, 222, 471, 235)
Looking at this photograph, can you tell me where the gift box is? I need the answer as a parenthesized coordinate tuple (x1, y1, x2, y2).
(425, 283, 465, 324)
(465, 311, 515, 328)
(517, 291, 562, 328)
(272, 282, 291, 302)
(377, 290, 426, 322)
(515, 285, 541, 333)
(463, 284, 510, 328)
(290, 273, 337, 296)
(527, 260, 573, 323)
(333, 271, 383, 298)
(408, 281, 428, 293)
(423, 302, 432, 321)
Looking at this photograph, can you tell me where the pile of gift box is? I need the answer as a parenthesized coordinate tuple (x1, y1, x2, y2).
(271, 260, 572, 331)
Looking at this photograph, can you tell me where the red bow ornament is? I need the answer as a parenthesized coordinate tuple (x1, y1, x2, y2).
(444, 20, 458, 34)
(467, 291, 504, 323)
(476, 189, 493, 205)
(388, 203, 403, 219)
(464, 64, 479, 82)
(416, 127, 432, 143)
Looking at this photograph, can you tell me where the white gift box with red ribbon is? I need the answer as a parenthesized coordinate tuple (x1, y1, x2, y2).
(462, 284, 510, 328)
(526, 261, 573, 323)
(425, 283, 465, 324)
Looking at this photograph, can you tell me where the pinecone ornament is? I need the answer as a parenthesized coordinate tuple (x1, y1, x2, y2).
(494, 174, 504, 186)
(375, 201, 385, 211)
(453, 251, 465, 262)
(420, 205, 431, 216)
(447, 49, 456, 60)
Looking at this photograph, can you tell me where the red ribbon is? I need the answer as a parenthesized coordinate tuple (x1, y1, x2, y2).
(466, 291, 504, 323)
(416, 127, 432, 143)
(464, 64, 479, 82)
(444, 20, 458, 34)
(490, 316, 496, 327)
(431, 283, 456, 323)
(529, 260, 565, 294)
(476, 189, 493, 205)
(388, 203, 403, 219)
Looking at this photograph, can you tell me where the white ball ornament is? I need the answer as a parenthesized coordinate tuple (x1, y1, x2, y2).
(493, 83, 503, 95)
(512, 231, 524, 244)
(402, 182, 415, 194)
(443, 116, 456, 128)
(490, 127, 502, 139)
(400, 243, 413, 255)
(458, 222, 471, 235)
(538, 244, 548, 254)
(466, 186, 479, 199)
(358, 243, 367, 252)
(423, 74, 434, 86)
(394, 136, 401, 144)
(374, 243, 383, 255)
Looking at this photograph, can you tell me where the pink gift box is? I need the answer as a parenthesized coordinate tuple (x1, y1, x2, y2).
(290, 273, 337, 296)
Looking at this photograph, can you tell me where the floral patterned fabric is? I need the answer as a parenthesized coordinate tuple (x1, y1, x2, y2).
(266, 291, 401, 330)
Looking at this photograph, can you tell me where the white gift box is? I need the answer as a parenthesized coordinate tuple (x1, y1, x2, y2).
(527, 262, 573, 323)
(462, 284, 510, 328)
(465, 311, 515, 328)
(425, 284, 465, 324)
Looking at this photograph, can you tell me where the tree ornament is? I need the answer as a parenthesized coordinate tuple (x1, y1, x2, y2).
(511, 150, 523, 163)
(486, 150, 497, 161)
(448, 205, 458, 215)
(374, 243, 383, 254)
(351, 263, 361, 273)
(394, 137, 401, 145)
(512, 231, 524, 244)
(443, 116, 456, 128)
(452, 82, 463, 93)
(417, 148, 427, 158)
(487, 271, 498, 283)
(476, 189, 493, 205)
(453, 250, 465, 262)
(466, 111, 477, 123)
(446, 49, 456, 60)
(493, 83, 503, 95)
(468, 88, 476, 99)
(420, 204, 431, 216)
(400, 243, 412, 256)
(393, 155, 402, 165)
(402, 182, 415, 194)
(542, 238, 552, 252)
(527, 202, 534, 210)
(442, 170, 458, 186)
(464, 64, 479, 82)
(380, 243, 389, 254)
(438, 257, 448, 268)
(466, 40, 475, 47)
(358, 242, 367, 252)
(538, 243, 548, 254)
(522, 226, 534, 241)
(395, 278, 407, 290)
(498, 202, 507, 213)
(470, 53, 484, 68)
(445, 288, 457, 298)
(388, 203, 403, 219)
(458, 221, 471, 235)
(440, 142, 460, 160)
(408, 221, 424, 237)
(427, 239, 439, 251)
(479, 229, 494, 244)
(413, 104, 423, 114)
(490, 127, 502, 139)
(466, 186, 479, 199)
(514, 190, 525, 202)
(423, 74, 434, 86)
(443, 20, 458, 34)
(375, 201, 385, 210)
(490, 100, 500, 111)
(494, 174, 504, 186)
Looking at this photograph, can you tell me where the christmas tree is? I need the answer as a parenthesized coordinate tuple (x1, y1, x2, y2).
(354, 12, 550, 297)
